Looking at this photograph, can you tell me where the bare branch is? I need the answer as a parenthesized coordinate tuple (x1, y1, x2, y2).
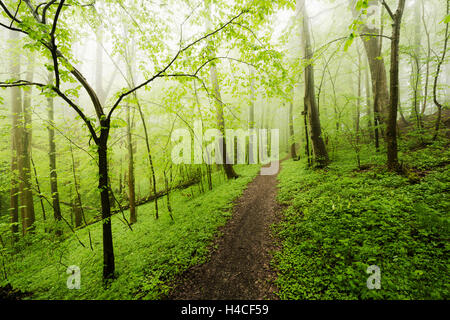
(49, 0, 65, 89)
(0, 0, 23, 23)
(0, 79, 44, 88)
(23, 0, 43, 22)
(231, 21, 266, 48)
(51, 86, 99, 143)
(42, 0, 57, 24)
(107, 8, 249, 120)
(17, 0, 105, 120)
(11, 0, 22, 27)
(380, 0, 394, 20)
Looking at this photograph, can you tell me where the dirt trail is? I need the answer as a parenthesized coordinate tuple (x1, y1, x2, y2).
(168, 163, 282, 300)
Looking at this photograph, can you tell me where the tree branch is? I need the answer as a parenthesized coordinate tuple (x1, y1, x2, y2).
(380, 0, 394, 20)
(107, 8, 249, 120)
(42, 0, 57, 24)
(49, 0, 65, 89)
(13, 0, 105, 120)
(0, 1, 23, 23)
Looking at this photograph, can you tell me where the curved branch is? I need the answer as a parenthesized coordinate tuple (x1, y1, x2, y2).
(107, 9, 249, 120)
(42, 0, 57, 24)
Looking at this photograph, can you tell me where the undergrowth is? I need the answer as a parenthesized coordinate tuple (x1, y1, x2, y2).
(274, 141, 449, 299)
(0, 164, 260, 299)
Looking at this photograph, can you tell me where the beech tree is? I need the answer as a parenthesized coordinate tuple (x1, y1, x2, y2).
(383, 0, 406, 171)
(351, 0, 390, 150)
(297, 0, 329, 167)
(0, 0, 254, 280)
(47, 70, 62, 234)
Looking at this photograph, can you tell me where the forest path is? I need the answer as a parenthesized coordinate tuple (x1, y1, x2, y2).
(168, 162, 282, 300)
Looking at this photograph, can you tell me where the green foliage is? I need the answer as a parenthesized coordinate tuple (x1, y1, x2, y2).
(0, 165, 260, 299)
(274, 145, 450, 300)
(442, 14, 450, 24)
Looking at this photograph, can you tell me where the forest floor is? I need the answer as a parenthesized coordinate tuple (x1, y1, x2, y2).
(0, 165, 263, 299)
(168, 162, 282, 300)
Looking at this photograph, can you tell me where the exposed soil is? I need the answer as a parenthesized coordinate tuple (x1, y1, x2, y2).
(0, 284, 31, 300)
(168, 163, 282, 300)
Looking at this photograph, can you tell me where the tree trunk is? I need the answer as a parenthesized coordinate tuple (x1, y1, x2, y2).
(298, 0, 329, 167)
(303, 109, 312, 166)
(47, 72, 62, 234)
(410, 0, 422, 128)
(20, 56, 36, 234)
(194, 81, 213, 190)
(206, 0, 238, 179)
(123, 35, 159, 219)
(69, 143, 83, 228)
(421, 0, 431, 116)
(355, 1, 390, 126)
(98, 126, 115, 280)
(386, 0, 406, 171)
(365, 60, 374, 141)
(289, 102, 297, 159)
(9, 31, 21, 240)
(30, 155, 46, 229)
(127, 102, 137, 224)
(432, 0, 449, 140)
(356, 52, 361, 143)
(248, 67, 257, 164)
(210, 66, 238, 178)
(164, 169, 174, 221)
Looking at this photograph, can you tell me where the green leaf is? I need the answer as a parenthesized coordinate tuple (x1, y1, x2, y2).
(111, 118, 128, 128)
(443, 14, 450, 24)
(344, 33, 355, 52)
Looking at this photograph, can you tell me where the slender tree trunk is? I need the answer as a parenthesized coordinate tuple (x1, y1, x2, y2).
(9, 31, 21, 240)
(356, 52, 362, 144)
(248, 67, 257, 164)
(123, 36, 159, 219)
(365, 61, 374, 141)
(386, 0, 406, 171)
(20, 56, 36, 234)
(398, 101, 409, 126)
(206, 0, 238, 179)
(118, 158, 123, 196)
(289, 102, 298, 159)
(210, 66, 238, 178)
(410, 0, 423, 129)
(136, 99, 159, 219)
(327, 65, 340, 133)
(47, 72, 62, 234)
(432, 0, 449, 140)
(298, 0, 329, 167)
(194, 81, 213, 190)
(127, 102, 137, 224)
(303, 109, 312, 166)
(68, 141, 83, 228)
(30, 155, 46, 229)
(164, 169, 174, 221)
(421, 0, 431, 116)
